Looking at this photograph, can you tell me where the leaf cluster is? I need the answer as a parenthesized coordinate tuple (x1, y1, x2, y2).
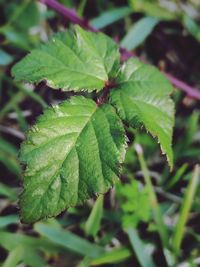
(12, 25, 174, 223)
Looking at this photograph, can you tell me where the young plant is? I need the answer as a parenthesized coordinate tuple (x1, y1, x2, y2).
(12, 26, 174, 223)
(117, 180, 151, 229)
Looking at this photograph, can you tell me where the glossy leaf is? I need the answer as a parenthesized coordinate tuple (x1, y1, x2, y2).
(109, 58, 174, 167)
(12, 26, 120, 91)
(20, 96, 126, 223)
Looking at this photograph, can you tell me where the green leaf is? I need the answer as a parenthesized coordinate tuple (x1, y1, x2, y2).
(117, 180, 151, 229)
(12, 26, 120, 91)
(109, 58, 174, 168)
(20, 96, 126, 223)
(121, 17, 159, 50)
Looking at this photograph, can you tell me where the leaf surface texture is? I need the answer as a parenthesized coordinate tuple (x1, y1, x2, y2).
(20, 96, 126, 223)
(110, 58, 174, 167)
(12, 26, 119, 91)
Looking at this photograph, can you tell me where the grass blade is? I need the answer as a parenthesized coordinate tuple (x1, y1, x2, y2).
(166, 163, 188, 190)
(127, 227, 156, 267)
(0, 138, 21, 176)
(0, 182, 18, 201)
(91, 7, 132, 29)
(91, 247, 132, 265)
(2, 246, 24, 267)
(172, 165, 200, 255)
(135, 144, 169, 248)
(85, 195, 103, 237)
(35, 222, 104, 258)
(121, 17, 159, 50)
(0, 215, 19, 228)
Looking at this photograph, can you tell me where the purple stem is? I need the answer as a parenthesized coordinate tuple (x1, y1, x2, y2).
(166, 74, 200, 100)
(40, 0, 97, 32)
(39, 0, 200, 100)
(97, 81, 117, 106)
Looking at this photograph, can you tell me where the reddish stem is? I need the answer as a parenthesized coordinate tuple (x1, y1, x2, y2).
(166, 74, 200, 100)
(39, 0, 97, 32)
(39, 0, 200, 101)
(97, 81, 117, 106)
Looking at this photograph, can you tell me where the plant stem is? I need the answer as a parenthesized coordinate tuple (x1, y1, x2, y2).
(38, 0, 200, 101)
(172, 165, 200, 255)
(39, 0, 96, 32)
(166, 74, 200, 100)
(96, 81, 116, 106)
(134, 144, 169, 248)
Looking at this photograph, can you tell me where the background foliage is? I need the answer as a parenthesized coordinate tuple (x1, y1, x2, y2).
(0, 0, 200, 266)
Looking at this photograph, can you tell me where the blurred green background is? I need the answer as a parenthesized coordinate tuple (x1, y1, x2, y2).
(0, 0, 200, 266)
